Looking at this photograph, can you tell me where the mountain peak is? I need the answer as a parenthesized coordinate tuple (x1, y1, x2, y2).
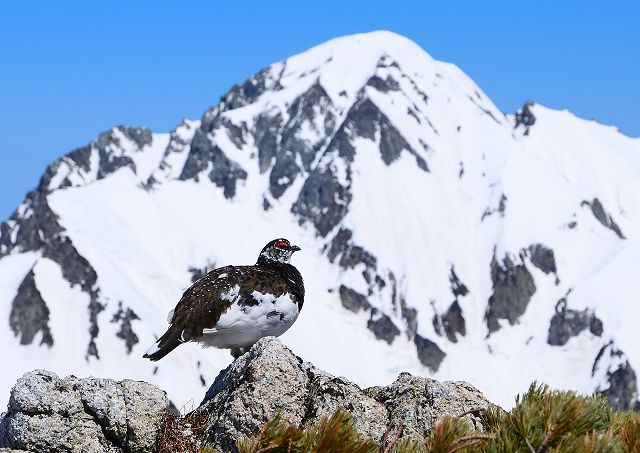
(278, 31, 436, 107)
(215, 31, 440, 115)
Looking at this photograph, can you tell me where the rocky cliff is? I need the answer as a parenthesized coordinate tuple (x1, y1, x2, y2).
(0, 337, 489, 452)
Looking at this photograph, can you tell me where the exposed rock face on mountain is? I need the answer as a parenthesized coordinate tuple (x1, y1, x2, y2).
(1, 31, 639, 414)
(0, 370, 168, 453)
(0, 338, 489, 452)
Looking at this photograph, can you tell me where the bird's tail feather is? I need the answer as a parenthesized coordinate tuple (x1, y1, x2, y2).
(143, 327, 183, 361)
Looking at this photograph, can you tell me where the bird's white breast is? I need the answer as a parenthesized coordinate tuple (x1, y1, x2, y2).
(199, 291, 299, 349)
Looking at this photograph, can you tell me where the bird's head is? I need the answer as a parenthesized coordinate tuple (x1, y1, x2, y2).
(258, 238, 301, 264)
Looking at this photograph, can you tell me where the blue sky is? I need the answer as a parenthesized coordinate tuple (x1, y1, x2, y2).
(1, 1, 638, 220)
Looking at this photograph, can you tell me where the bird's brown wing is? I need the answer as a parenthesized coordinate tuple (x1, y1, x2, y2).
(143, 265, 244, 361)
(169, 265, 245, 339)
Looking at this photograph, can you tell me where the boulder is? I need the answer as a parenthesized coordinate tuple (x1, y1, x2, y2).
(0, 370, 168, 453)
(197, 337, 489, 452)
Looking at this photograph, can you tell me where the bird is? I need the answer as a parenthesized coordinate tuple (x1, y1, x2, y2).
(143, 238, 304, 361)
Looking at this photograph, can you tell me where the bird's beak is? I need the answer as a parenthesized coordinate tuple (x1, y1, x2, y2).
(291, 245, 301, 252)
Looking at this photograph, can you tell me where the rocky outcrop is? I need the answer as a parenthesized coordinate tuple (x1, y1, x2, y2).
(9, 270, 53, 347)
(0, 339, 490, 452)
(547, 296, 603, 346)
(196, 337, 488, 452)
(110, 302, 141, 354)
(413, 335, 446, 372)
(433, 301, 466, 343)
(179, 129, 247, 198)
(582, 198, 625, 239)
(326, 228, 377, 272)
(338, 285, 371, 313)
(37, 126, 152, 194)
(514, 101, 536, 135)
(291, 93, 427, 237)
(266, 82, 336, 199)
(0, 191, 63, 258)
(219, 65, 284, 112)
(593, 342, 640, 411)
(485, 252, 536, 334)
(366, 309, 401, 344)
(0, 370, 168, 453)
(527, 243, 557, 277)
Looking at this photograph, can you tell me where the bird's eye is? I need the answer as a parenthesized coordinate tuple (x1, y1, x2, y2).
(274, 240, 289, 248)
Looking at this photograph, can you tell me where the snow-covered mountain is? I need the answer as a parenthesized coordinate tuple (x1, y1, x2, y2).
(2, 31, 639, 412)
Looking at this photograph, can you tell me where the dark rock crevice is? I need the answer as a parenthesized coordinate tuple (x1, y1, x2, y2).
(0, 190, 64, 258)
(282, 81, 335, 171)
(592, 342, 640, 411)
(9, 269, 54, 347)
(38, 145, 93, 192)
(367, 309, 400, 345)
(326, 228, 377, 273)
(449, 266, 469, 298)
(145, 120, 199, 188)
(81, 400, 126, 450)
(485, 252, 536, 334)
(399, 296, 418, 339)
(43, 235, 97, 294)
(292, 92, 428, 237)
(581, 198, 625, 239)
(111, 302, 140, 354)
(265, 82, 337, 199)
(218, 64, 284, 112)
(337, 285, 399, 345)
(547, 294, 602, 346)
(38, 126, 152, 193)
(434, 266, 469, 343)
(290, 98, 357, 236)
(348, 96, 425, 169)
(179, 128, 247, 198)
(481, 194, 507, 221)
(291, 163, 351, 236)
(338, 285, 371, 313)
(514, 101, 536, 135)
(527, 244, 558, 278)
(254, 112, 284, 174)
(413, 335, 446, 373)
(467, 95, 502, 125)
(366, 74, 400, 92)
(433, 301, 466, 343)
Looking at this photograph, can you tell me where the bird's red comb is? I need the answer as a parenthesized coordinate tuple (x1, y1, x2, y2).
(274, 240, 289, 247)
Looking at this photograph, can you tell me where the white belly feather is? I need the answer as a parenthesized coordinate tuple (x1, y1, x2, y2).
(197, 290, 299, 349)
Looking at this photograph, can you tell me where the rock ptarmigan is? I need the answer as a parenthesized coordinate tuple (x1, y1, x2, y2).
(143, 238, 304, 360)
